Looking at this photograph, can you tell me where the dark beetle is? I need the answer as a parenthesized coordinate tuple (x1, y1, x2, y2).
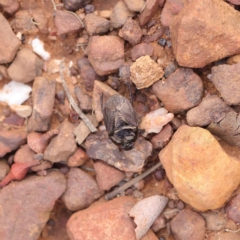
(102, 94, 138, 150)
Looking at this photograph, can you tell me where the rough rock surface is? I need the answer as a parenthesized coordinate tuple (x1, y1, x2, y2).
(67, 196, 136, 240)
(94, 161, 125, 191)
(124, 0, 145, 12)
(211, 63, 240, 105)
(0, 171, 66, 240)
(61, 168, 102, 211)
(170, 209, 206, 240)
(74, 114, 98, 145)
(0, 130, 27, 157)
(226, 194, 240, 223)
(54, 10, 83, 35)
(7, 48, 43, 83)
(186, 94, 232, 127)
(207, 110, 240, 146)
(152, 68, 203, 113)
(121, 18, 142, 46)
(14, 144, 35, 163)
(77, 57, 98, 92)
(67, 148, 89, 167)
(44, 120, 77, 162)
(139, 0, 159, 26)
(0, 160, 10, 181)
(27, 77, 56, 132)
(202, 212, 226, 231)
(85, 131, 152, 172)
(130, 56, 164, 89)
(131, 43, 154, 61)
(110, 1, 134, 28)
(84, 13, 110, 36)
(0, 13, 21, 64)
(151, 124, 173, 149)
(160, 125, 240, 211)
(0, 0, 20, 14)
(92, 80, 118, 122)
(87, 36, 124, 76)
(170, 0, 240, 68)
(161, 0, 184, 27)
(75, 86, 92, 110)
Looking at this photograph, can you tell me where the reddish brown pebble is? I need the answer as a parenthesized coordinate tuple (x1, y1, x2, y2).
(177, 201, 185, 210)
(69, 110, 79, 123)
(68, 148, 89, 167)
(3, 113, 25, 126)
(168, 200, 175, 209)
(154, 168, 166, 181)
(0, 160, 39, 187)
(27, 129, 59, 153)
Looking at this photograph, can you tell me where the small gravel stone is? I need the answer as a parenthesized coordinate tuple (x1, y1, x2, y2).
(61, 168, 103, 211)
(176, 201, 185, 210)
(84, 4, 95, 14)
(139, 0, 159, 26)
(170, 209, 206, 240)
(201, 212, 226, 231)
(154, 169, 166, 181)
(63, 0, 92, 11)
(131, 43, 154, 61)
(124, 0, 145, 12)
(226, 194, 240, 223)
(158, 38, 167, 46)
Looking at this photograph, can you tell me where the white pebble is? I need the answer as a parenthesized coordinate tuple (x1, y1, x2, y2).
(0, 81, 32, 106)
(31, 38, 51, 61)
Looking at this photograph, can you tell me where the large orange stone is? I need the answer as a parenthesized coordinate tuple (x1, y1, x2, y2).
(159, 125, 240, 211)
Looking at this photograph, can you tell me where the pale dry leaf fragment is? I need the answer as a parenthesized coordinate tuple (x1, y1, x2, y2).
(129, 195, 168, 240)
(139, 108, 174, 137)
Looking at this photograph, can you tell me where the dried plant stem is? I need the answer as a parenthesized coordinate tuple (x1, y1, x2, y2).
(59, 62, 97, 132)
(225, 228, 240, 233)
(105, 162, 162, 200)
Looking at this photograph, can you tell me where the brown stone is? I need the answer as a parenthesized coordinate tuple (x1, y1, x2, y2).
(31, 8, 48, 34)
(67, 148, 89, 167)
(27, 77, 56, 132)
(130, 55, 164, 89)
(0, 171, 66, 240)
(170, 209, 206, 240)
(0, 130, 27, 158)
(67, 196, 136, 240)
(121, 18, 142, 46)
(87, 35, 124, 76)
(160, 0, 184, 27)
(63, 0, 91, 11)
(207, 110, 240, 146)
(110, 1, 134, 28)
(226, 194, 240, 223)
(0, 13, 21, 64)
(12, 10, 38, 34)
(131, 43, 154, 61)
(0, 0, 19, 14)
(61, 168, 102, 211)
(7, 48, 43, 83)
(85, 131, 152, 172)
(201, 212, 226, 231)
(0, 160, 10, 181)
(14, 144, 35, 163)
(84, 13, 110, 36)
(170, 0, 240, 68)
(44, 120, 77, 163)
(54, 10, 83, 36)
(186, 94, 231, 127)
(74, 86, 92, 111)
(152, 68, 203, 113)
(139, 0, 159, 26)
(124, 0, 145, 12)
(94, 161, 125, 190)
(211, 63, 240, 105)
(151, 123, 173, 149)
(160, 125, 240, 211)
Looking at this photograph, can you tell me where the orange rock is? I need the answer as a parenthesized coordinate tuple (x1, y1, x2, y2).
(67, 196, 137, 240)
(159, 125, 240, 211)
(67, 148, 89, 167)
(170, 0, 240, 68)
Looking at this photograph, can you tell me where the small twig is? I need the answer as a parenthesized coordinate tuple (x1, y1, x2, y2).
(51, 0, 57, 11)
(105, 162, 162, 200)
(59, 61, 97, 132)
(225, 228, 240, 233)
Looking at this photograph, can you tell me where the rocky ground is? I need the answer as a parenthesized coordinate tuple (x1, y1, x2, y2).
(1, 0, 240, 239)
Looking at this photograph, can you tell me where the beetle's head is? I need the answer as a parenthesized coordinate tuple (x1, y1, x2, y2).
(110, 127, 137, 151)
